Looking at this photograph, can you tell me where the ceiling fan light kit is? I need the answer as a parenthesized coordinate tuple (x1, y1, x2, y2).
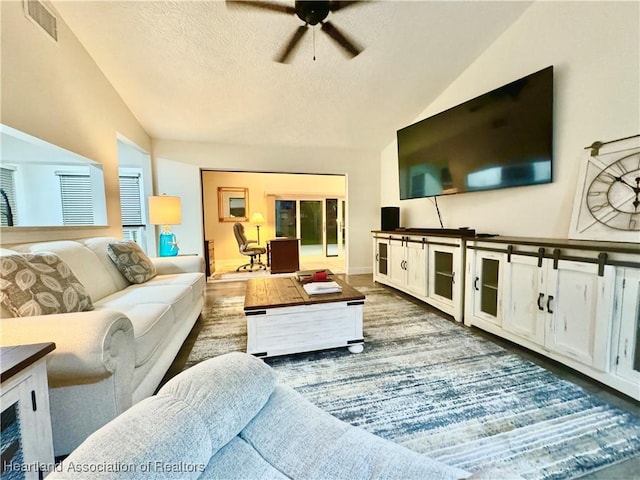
(227, 0, 365, 63)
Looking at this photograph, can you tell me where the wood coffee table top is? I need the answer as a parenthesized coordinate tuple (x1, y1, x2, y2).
(244, 276, 365, 312)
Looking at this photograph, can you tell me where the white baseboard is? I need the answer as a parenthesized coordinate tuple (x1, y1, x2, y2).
(347, 266, 373, 275)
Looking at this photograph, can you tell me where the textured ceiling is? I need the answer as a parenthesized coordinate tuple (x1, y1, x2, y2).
(51, 1, 531, 150)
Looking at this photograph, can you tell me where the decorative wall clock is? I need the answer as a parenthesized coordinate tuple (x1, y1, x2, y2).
(569, 134, 640, 242)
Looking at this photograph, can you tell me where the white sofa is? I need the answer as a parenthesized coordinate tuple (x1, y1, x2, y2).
(0, 237, 205, 457)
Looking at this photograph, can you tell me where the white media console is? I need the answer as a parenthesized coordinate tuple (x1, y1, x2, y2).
(372, 230, 640, 400)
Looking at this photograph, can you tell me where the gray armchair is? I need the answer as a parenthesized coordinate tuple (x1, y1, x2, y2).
(48, 353, 471, 480)
(233, 222, 267, 271)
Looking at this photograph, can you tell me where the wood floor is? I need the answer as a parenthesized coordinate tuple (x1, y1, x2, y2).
(164, 273, 640, 480)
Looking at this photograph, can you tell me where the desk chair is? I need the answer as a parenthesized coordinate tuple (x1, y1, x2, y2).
(233, 222, 267, 271)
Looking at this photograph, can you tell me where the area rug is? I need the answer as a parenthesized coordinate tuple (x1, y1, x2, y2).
(185, 285, 640, 480)
(210, 269, 295, 282)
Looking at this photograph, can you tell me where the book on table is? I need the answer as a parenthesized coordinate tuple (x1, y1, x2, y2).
(303, 281, 342, 295)
(296, 269, 332, 283)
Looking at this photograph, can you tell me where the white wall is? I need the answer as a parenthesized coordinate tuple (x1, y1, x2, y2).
(1, 1, 150, 244)
(153, 140, 380, 274)
(381, 1, 639, 238)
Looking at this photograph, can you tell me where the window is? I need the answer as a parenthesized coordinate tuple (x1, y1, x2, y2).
(58, 174, 94, 225)
(0, 167, 18, 227)
(119, 173, 146, 249)
(119, 174, 143, 226)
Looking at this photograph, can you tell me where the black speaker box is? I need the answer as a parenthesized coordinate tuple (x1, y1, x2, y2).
(381, 207, 400, 231)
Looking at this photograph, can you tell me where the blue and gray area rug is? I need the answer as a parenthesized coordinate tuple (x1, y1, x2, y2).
(185, 284, 640, 480)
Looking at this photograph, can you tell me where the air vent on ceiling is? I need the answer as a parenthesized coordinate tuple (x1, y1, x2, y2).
(24, 0, 58, 42)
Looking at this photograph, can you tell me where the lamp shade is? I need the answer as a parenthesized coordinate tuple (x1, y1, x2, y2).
(250, 212, 265, 224)
(148, 195, 181, 225)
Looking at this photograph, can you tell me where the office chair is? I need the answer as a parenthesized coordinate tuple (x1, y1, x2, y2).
(233, 222, 267, 271)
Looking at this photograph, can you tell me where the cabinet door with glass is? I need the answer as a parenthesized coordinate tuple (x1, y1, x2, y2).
(470, 251, 504, 326)
(373, 237, 390, 282)
(427, 243, 460, 316)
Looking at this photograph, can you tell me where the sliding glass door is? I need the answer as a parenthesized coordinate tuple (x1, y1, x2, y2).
(327, 199, 345, 257)
(275, 197, 344, 258)
(300, 200, 323, 256)
(275, 200, 296, 238)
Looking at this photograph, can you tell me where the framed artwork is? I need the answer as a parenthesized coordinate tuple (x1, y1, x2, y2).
(218, 187, 249, 222)
(569, 135, 640, 242)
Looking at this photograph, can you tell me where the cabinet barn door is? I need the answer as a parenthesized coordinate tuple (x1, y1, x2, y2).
(389, 239, 406, 286)
(546, 260, 615, 370)
(614, 269, 640, 384)
(405, 240, 427, 297)
(503, 255, 546, 345)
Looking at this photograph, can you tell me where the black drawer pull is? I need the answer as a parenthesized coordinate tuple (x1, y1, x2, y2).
(537, 293, 544, 311)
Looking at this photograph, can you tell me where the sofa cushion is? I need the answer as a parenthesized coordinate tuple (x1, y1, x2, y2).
(160, 353, 278, 455)
(96, 285, 193, 323)
(107, 241, 157, 284)
(0, 253, 93, 317)
(82, 237, 131, 292)
(202, 437, 288, 479)
(131, 273, 205, 303)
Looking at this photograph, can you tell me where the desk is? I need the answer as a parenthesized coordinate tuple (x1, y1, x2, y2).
(204, 240, 215, 277)
(268, 237, 300, 274)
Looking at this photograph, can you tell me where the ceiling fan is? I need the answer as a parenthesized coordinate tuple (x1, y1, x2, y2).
(226, 1, 366, 63)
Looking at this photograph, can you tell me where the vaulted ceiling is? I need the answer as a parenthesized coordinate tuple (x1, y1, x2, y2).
(51, 1, 532, 150)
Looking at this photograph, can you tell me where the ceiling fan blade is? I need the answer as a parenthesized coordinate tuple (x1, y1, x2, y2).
(276, 25, 309, 63)
(329, 1, 362, 12)
(320, 21, 363, 58)
(225, 0, 295, 15)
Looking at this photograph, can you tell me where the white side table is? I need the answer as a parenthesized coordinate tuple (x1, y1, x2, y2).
(1, 342, 56, 479)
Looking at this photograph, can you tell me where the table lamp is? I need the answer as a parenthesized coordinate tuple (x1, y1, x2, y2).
(148, 194, 181, 256)
(250, 212, 265, 245)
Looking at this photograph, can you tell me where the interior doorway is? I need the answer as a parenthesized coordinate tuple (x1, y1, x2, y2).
(201, 171, 346, 274)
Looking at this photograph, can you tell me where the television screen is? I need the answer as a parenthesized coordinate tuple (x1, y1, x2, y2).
(398, 66, 553, 199)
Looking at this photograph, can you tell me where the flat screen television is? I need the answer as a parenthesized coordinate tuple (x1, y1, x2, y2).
(398, 66, 553, 199)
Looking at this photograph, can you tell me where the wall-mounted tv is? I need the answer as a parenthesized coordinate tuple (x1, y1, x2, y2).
(398, 66, 553, 199)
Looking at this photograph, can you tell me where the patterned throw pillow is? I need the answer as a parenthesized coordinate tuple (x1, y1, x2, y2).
(107, 241, 157, 284)
(0, 253, 94, 317)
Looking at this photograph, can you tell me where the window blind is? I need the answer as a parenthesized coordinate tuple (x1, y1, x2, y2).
(119, 174, 144, 226)
(0, 167, 18, 227)
(59, 174, 94, 225)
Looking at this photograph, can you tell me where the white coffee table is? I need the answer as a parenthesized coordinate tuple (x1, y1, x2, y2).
(244, 276, 365, 358)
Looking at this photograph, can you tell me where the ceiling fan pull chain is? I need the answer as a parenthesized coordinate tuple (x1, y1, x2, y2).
(313, 27, 316, 61)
